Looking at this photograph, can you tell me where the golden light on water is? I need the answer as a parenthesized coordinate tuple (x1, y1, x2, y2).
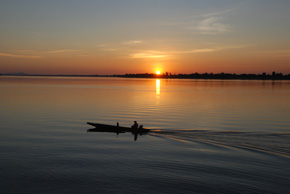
(156, 79, 160, 96)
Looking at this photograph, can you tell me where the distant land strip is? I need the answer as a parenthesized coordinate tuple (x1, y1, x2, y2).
(1, 72, 290, 80)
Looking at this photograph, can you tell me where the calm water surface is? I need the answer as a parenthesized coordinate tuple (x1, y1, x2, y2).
(1, 76, 290, 193)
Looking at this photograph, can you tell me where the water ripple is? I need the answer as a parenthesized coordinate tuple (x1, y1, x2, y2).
(151, 130, 290, 158)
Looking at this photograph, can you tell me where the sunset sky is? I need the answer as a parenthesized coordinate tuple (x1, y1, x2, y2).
(1, 0, 290, 75)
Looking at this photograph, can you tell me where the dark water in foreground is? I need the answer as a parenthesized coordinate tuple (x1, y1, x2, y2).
(1, 76, 290, 193)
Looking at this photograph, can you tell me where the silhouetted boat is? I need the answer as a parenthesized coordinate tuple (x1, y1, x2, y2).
(86, 122, 150, 133)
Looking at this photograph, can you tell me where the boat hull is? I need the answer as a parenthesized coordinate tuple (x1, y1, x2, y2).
(86, 122, 150, 133)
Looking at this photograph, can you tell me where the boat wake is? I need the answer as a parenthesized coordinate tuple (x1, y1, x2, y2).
(150, 130, 290, 158)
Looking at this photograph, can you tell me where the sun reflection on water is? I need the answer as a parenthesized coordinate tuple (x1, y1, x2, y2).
(156, 79, 160, 96)
(155, 79, 161, 105)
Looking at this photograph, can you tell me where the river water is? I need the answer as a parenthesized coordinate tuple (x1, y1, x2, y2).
(1, 76, 290, 193)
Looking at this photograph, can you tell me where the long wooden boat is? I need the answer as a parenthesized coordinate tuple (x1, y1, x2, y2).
(87, 122, 150, 133)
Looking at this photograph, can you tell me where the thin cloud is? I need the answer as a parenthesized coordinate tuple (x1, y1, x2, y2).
(191, 9, 234, 19)
(44, 49, 82, 54)
(101, 48, 118, 51)
(196, 16, 230, 35)
(274, 50, 290, 58)
(0, 49, 88, 59)
(130, 44, 250, 59)
(130, 50, 169, 59)
(0, 52, 42, 59)
(123, 40, 144, 45)
(181, 48, 218, 54)
(168, 9, 233, 35)
(250, 49, 290, 58)
(130, 48, 217, 59)
(97, 44, 107, 48)
(173, 44, 249, 55)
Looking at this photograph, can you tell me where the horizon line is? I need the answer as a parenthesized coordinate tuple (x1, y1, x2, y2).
(1, 72, 290, 80)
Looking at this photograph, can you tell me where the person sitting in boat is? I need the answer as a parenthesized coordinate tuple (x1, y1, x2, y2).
(131, 121, 138, 130)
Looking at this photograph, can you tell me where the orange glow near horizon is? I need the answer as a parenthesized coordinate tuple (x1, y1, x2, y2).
(1, 53, 290, 75)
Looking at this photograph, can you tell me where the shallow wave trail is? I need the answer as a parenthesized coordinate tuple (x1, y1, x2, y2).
(150, 130, 290, 158)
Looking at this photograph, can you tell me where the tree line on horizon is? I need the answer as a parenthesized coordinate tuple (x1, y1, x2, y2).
(117, 71, 290, 80)
(1, 71, 290, 80)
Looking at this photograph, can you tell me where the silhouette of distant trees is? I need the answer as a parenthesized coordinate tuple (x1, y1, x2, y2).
(119, 71, 290, 80)
(1, 71, 289, 80)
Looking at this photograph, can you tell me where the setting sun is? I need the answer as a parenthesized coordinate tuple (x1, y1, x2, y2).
(156, 70, 161, 75)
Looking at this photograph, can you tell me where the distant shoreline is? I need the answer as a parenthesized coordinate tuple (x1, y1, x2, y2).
(1, 72, 290, 80)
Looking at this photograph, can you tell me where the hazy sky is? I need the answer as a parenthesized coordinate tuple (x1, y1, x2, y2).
(1, 0, 290, 74)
